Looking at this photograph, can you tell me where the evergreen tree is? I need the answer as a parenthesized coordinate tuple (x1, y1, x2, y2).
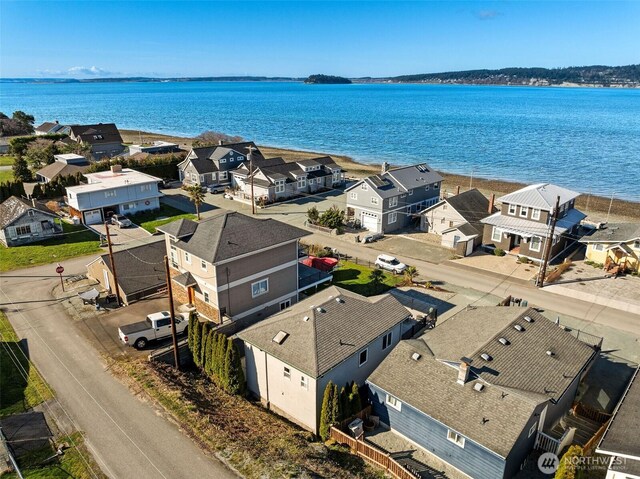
(199, 323, 209, 367)
(225, 339, 246, 395)
(214, 333, 226, 383)
(340, 386, 349, 421)
(31, 183, 43, 199)
(12, 156, 32, 182)
(331, 383, 341, 424)
(192, 318, 202, 367)
(349, 382, 362, 415)
(187, 312, 197, 352)
(319, 381, 335, 441)
(203, 329, 215, 376)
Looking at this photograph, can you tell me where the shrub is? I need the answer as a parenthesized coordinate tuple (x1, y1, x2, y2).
(349, 382, 362, 416)
(555, 445, 584, 479)
(192, 319, 202, 367)
(319, 381, 336, 441)
(518, 256, 530, 264)
(318, 205, 345, 230)
(224, 339, 246, 396)
(494, 248, 506, 256)
(307, 206, 320, 225)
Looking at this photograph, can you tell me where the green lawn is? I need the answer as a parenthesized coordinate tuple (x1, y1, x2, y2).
(0, 222, 101, 272)
(0, 312, 54, 417)
(130, 204, 196, 233)
(0, 155, 14, 166)
(332, 260, 404, 296)
(0, 169, 13, 183)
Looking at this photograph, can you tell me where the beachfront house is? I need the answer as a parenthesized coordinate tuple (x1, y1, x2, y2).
(345, 163, 442, 234)
(580, 223, 640, 274)
(65, 165, 162, 225)
(0, 196, 61, 247)
(480, 183, 585, 262)
(237, 286, 414, 434)
(67, 123, 125, 159)
(127, 141, 180, 156)
(34, 120, 66, 136)
(367, 306, 599, 479)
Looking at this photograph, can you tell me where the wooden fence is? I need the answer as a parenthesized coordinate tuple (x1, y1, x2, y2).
(336, 405, 372, 431)
(572, 402, 612, 424)
(329, 427, 417, 479)
(583, 419, 611, 456)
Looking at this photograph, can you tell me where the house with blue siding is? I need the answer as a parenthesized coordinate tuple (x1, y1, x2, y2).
(367, 307, 598, 479)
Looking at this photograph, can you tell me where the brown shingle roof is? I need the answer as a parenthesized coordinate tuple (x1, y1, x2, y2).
(69, 123, 123, 145)
(0, 196, 57, 229)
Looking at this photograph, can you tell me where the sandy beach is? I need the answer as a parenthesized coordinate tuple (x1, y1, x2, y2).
(121, 129, 639, 222)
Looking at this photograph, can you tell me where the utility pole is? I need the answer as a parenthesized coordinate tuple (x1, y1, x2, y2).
(537, 195, 561, 288)
(104, 221, 122, 305)
(164, 255, 180, 369)
(248, 145, 256, 215)
(469, 167, 474, 189)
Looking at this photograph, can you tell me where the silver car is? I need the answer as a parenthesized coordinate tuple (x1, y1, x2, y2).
(111, 214, 132, 228)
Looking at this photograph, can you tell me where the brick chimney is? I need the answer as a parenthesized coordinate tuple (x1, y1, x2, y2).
(456, 185, 460, 196)
(457, 357, 472, 385)
(488, 193, 495, 213)
(110, 164, 123, 174)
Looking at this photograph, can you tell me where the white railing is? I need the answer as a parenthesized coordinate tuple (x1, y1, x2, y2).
(535, 427, 575, 455)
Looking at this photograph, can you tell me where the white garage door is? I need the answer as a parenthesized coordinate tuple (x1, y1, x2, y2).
(361, 212, 379, 232)
(84, 209, 102, 225)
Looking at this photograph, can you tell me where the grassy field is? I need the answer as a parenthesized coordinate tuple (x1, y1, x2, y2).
(0, 169, 13, 183)
(332, 260, 405, 296)
(130, 204, 197, 233)
(0, 312, 54, 417)
(0, 222, 101, 272)
(0, 155, 14, 166)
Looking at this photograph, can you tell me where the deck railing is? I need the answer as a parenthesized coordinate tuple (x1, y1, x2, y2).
(329, 427, 417, 479)
(572, 402, 612, 424)
(535, 427, 574, 456)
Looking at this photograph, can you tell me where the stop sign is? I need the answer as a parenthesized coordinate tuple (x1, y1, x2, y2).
(56, 264, 64, 274)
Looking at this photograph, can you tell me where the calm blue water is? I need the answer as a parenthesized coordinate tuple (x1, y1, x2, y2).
(1, 81, 639, 200)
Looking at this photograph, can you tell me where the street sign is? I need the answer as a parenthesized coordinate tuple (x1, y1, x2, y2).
(56, 265, 64, 274)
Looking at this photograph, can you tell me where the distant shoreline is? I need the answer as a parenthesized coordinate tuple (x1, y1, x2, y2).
(120, 129, 640, 222)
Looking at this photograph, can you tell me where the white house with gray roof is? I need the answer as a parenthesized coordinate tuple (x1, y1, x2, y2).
(346, 163, 442, 233)
(237, 286, 414, 434)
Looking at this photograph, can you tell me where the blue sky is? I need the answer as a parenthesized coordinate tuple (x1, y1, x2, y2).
(1, 1, 638, 78)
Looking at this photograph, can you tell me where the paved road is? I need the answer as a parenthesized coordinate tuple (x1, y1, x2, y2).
(0, 259, 237, 479)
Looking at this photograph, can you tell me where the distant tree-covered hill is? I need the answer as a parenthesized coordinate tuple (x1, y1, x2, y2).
(388, 65, 640, 87)
(304, 74, 352, 84)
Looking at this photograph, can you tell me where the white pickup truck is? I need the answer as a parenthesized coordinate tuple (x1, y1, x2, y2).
(119, 311, 189, 349)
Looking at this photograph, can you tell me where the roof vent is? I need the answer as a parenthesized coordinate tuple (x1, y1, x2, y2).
(303, 316, 310, 322)
(335, 297, 344, 303)
(546, 350, 555, 357)
(473, 383, 485, 392)
(411, 352, 421, 361)
(524, 316, 534, 323)
(316, 307, 325, 313)
(272, 331, 289, 345)
(514, 324, 525, 332)
(498, 337, 510, 346)
(480, 353, 492, 361)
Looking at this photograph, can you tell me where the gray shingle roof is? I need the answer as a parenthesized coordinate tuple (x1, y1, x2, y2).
(36, 161, 90, 181)
(580, 223, 640, 244)
(421, 307, 597, 401)
(368, 340, 540, 458)
(0, 196, 57, 229)
(443, 189, 495, 225)
(238, 286, 411, 377)
(347, 163, 442, 199)
(98, 240, 166, 295)
(597, 366, 640, 459)
(441, 222, 480, 237)
(157, 211, 310, 264)
(481, 208, 586, 237)
(498, 183, 580, 210)
(69, 123, 123, 145)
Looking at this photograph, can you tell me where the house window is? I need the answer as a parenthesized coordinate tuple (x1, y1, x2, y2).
(350, 192, 358, 200)
(280, 299, 291, 311)
(434, 183, 440, 190)
(297, 177, 307, 189)
(491, 227, 502, 242)
(388, 212, 397, 224)
(229, 157, 234, 162)
(371, 197, 379, 205)
(300, 376, 308, 390)
(27, 210, 34, 216)
(203, 291, 210, 303)
(104, 190, 116, 198)
(220, 158, 226, 163)
(442, 204, 447, 210)
(201, 260, 207, 270)
(184, 252, 191, 263)
(141, 184, 151, 192)
(283, 367, 291, 379)
(219, 171, 228, 180)
(449, 221, 454, 227)
(275, 181, 285, 194)
(308, 178, 314, 185)
(528, 422, 537, 438)
(441, 217, 446, 224)
(251, 279, 269, 298)
(385, 394, 402, 411)
(389, 197, 398, 207)
(531, 208, 541, 220)
(361, 183, 368, 191)
(408, 189, 413, 196)
(382, 332, 392, 350)
(447, 430, 465, 448)
(633, 240, 640, 249)
(593, 244, 604, 252)
(425, 185, 430, 191)
(15, 225, 32, 235)
(520, 206, 529, 218)
(358, 348, 368, 367)
(508, 204, 517, 215)
(530, 236, 542, 252)
(191, 173, 198, 181)
(332, 171, 340, 183)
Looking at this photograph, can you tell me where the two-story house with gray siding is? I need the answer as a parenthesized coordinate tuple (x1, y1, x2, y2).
(157, 211, 310, 323)
(238, 286, 414, 434)
(481, 183, 586, 262)
(0, 196, 61, 247)
(177, 141, 263, 189)
(67, 123, 124, 159)
(367, 306, 598, 479)
(345, 163, 442, 233)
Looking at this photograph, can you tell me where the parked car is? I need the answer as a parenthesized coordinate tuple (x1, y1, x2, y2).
(157, 178, 173, 189)
(111, 214, 132, 228)
(208, 185, 225, 194)
(118, 311, 189, 349)
(375, 254, 407, 274)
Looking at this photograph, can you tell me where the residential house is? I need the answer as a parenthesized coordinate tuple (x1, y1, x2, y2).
(580, 224, 640, 274)
(177, 141, 263, 188)
(345, 163, 442, 233)
(66, 165, 162, 225)
(367, 306, 599, 479)
(86, 240, 166, 305)
(128, 141, 180, 156)
(231, 156, 344, 203)
(481, 183, 586, 262)
(238, 286, 414, 434)
(596, 366, 640, 479)
(34, 120, 66, 136)
(68, 123, 124, 159)
(420, 188, 497, 256)
(0, 196, 61, 247)
(156, 211, 310, 323)
(35, 154, 90, 183)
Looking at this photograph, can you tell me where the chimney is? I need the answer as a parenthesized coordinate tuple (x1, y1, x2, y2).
(218, 140, 224, 146)
(456, 185, 460, 196)
(457, 357, 472, 385)
(488, 193, 495, 213)
(32, 198, 36, 207)
(381, 161, 389, 174)
(110, 164, 123, 174)
(55, 120, 59, 124)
